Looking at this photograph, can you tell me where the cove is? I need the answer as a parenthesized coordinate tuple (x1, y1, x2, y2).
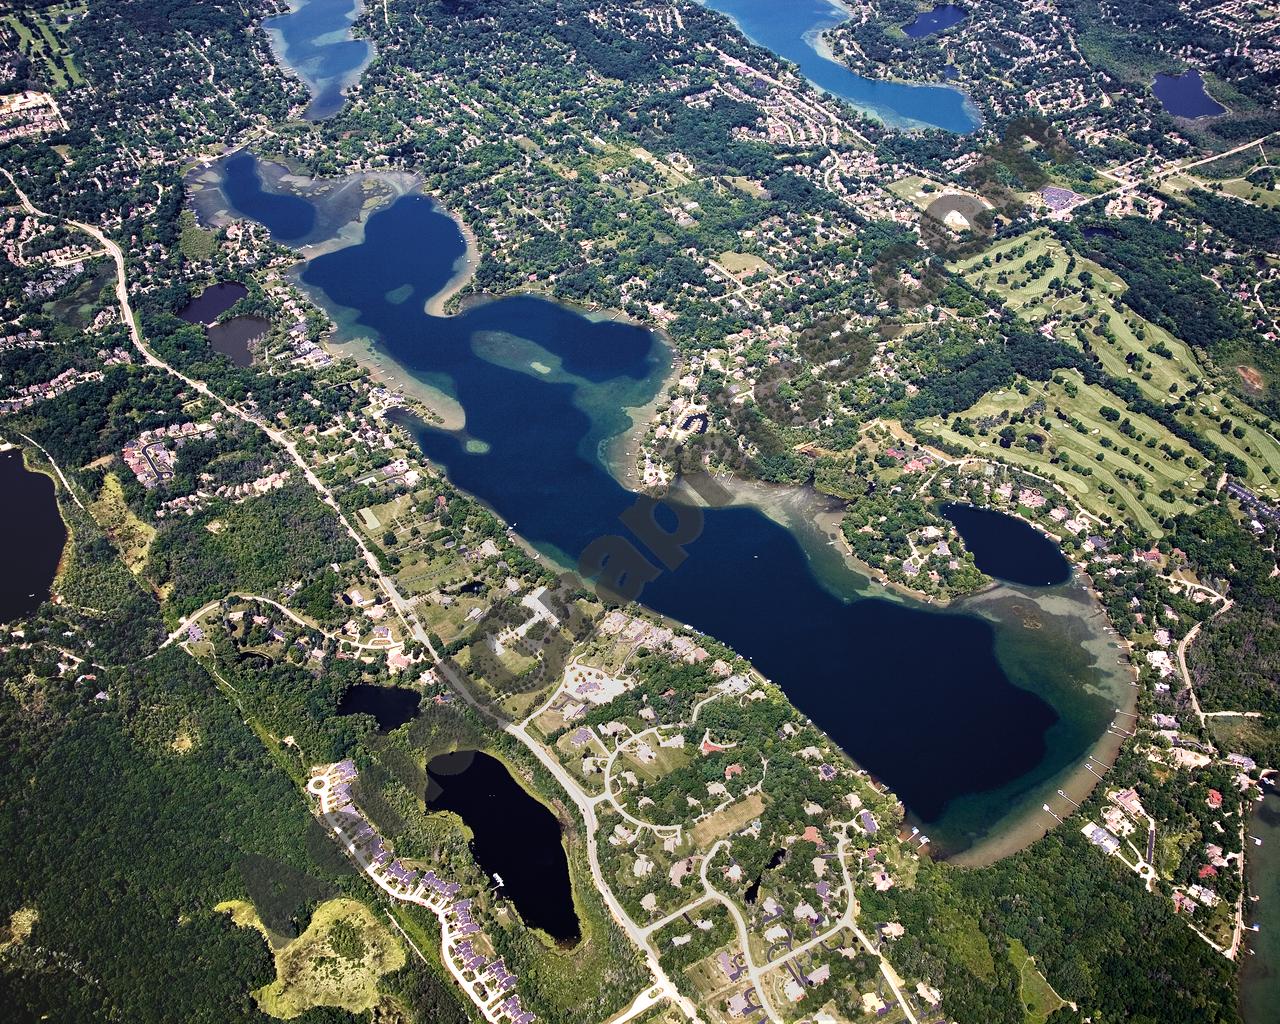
(0, 447, 68, 623)
(1152, 70, 1226, 119)
(426, 750, 580, 943)
(941, 503, 1071, 587)
(263, 0, 374, 120)
(697, 0, 978, 132)
(185, 150, 420, 253)
(337, 683, 421, 732)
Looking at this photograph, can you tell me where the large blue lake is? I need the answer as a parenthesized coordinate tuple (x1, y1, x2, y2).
(699, 0, 978, 132)
(209, 153, 1131, 857)
(264, 0, 373, 119)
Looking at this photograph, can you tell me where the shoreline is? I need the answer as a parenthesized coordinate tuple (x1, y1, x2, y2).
(261, 0, 377, 121)
(694, 0, 975, 134)
(423, 211, 480, 317)
(808, 24, 983, 132)
(208, 145, 1139, 871)
(944, 661, 1138, 868)
(2, 443, 72, 614)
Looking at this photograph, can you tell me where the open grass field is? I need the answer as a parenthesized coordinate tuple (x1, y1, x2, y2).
(91, 472, 155, 573)
(921, 369, 1208, 535)
(690, 792, 765, 848)
(885, 174, 986, 212)
(717, 251, 774, 277)
(1008, 938, 1067, 1024)
(220, 897, 404, 1020)
(622, 742, 692, 786)
(1207, 714, 1274, 750)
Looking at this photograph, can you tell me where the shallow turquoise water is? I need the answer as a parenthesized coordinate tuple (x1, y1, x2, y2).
(264, 0, 374, 119)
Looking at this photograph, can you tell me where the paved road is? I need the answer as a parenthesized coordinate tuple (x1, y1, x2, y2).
(1176, 598, 1233, 734)
(1054, 131, 1279, 218)
(3, 165, 698, 1020)
(161, 593, 399, 652)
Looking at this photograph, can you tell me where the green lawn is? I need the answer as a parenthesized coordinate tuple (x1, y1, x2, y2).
(1008, 938, 1067, 1024)
(956, 229, 1280, 501)
(922, 369, 1207, 535)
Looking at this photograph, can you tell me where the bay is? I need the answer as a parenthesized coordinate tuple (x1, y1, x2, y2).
(699, 0, 978, 132)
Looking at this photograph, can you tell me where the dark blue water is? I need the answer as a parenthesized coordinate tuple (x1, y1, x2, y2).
(1152, 70, 1226, 119)
(903, 4, 967, 39)
(219, 151, 317, 242)
(942, 504, 1071, 587)
(225, 155, 1121, 854)
(0, 449, 67, 623)
(427, 750, 580, 943)
(699, 0, 977, 132)
(264, 0, 374, 120)
(337, 683, 422, 731)
(178, 282, 248, 325)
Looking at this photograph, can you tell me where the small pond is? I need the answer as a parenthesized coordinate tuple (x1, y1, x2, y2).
(1152, 70, 1226, 119)
(179, 282, 248, 325)
(208, 315, 269, 367)
(337, 683, 421, 732)
(426, 749, 580, 944)
(903, 4, 967, 39)
(942, 503, 1071, 587)
(0, 448, 67, 622)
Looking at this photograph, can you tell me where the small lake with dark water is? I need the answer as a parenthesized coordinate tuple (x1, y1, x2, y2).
(941, 503, 1072, 587)
(208, 316, 269, 367)
(179, 283, 264, 366)
(337, 683, 421, 732)
(264, 0, 374, 120)
(210, 151, 1133, 860)
(903, 4, 967, 39)
(0, 448, 67, 623)
(179, 282, 248, 325)
(698, 0, 978, 132)
(1152, 70, 1226, 119)
(426, 750, 580, 944)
